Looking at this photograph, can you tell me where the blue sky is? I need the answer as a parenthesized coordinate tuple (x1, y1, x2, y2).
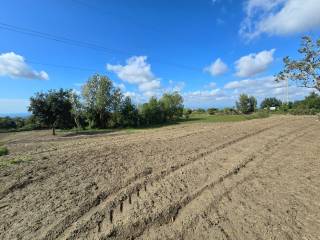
(0, 0, 320, 114)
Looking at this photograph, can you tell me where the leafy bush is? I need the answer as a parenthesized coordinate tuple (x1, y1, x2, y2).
(183, 108, 192, 119)
(289, 108, 319, 115)
(222, 108, 239, 115)
(236, 94, 257, 114)
(194, 108, 206, 113)
(207, 108, 218, 115)
(255, 111, 270, 118)
(260, 97, 282, 109)
(0, 146, 9, 156)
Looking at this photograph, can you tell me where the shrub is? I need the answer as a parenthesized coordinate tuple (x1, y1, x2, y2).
(207, 108, 218, 115)
(255, 111, 270, 118)
(183, 108, 192, 119)
(236, 94, 257, 114)
(0, 146, 9, 156)
(194, 108, 206, 113)
(260, 97, 282, 109)
(223, 108, 238, 115)
(289, 108, 319, 115)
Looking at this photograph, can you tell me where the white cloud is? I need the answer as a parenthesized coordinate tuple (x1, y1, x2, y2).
(240, 0, 320, 39)
(123, 91, 146, 103)
(113, 82, 126, 91)
(204, 58, 228, 76)
(106, 56, 161, 96)
(0, 52, 49, 80)
(183, 88, 229, 104)
(167, 80, 185, 92)
(207, 82, 217, 89)
(224, 75, 313, 102)
(235, 49, 275, 78)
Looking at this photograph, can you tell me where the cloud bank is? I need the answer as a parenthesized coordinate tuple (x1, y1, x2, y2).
(240, 0, 320, 40)
(235, 49, 275, 78)
(0, 52, 49, 80)
(107, 56, 161, 97)
(204, 58, 228, 76)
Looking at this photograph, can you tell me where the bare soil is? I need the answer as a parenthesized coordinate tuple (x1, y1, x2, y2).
(0, 116, 319, 240)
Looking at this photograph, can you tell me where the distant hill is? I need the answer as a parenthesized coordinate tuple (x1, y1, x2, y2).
(0, 113, 30, 118)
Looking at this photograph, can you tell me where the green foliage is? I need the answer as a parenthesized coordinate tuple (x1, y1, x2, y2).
(139, 97, 164, 125)
(236, 94, 257, 114)
(276, 36, 320, 92)
(138, 92, 184, 125)
(301, 92, 320, 109)
(222, 107, 239, 115)
(70, 92, 86, 129)
(194, 108, 206, 113)
(260, 98, 282, 109)
(188, 111, 269, 123)
(275, 92, 320, 115)
(0, 146, 9, 156)
(29, 89, 73, 135)
(0, 117, 17, 130)
(119, 97, 139, 127)
(207, 108, 218, 115)
(251, 110, 270, 119)
(0, 155, 32, 168)
(160, 92, 184, 121)
(0, 115, 42, 132)
(82, 74, 115, 128)
(183, 108, 192, 119)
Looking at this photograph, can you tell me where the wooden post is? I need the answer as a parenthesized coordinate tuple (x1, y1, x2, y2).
(109, 209, 113, 223)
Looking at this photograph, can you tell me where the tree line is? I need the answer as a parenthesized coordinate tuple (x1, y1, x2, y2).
(26, 74, 184, 135)
(1, 91, 319, 133)
(196, 92, 320, 116)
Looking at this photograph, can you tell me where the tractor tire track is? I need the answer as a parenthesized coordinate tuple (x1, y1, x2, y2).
(98, 123, 316, 240)
(61, 121, 306, 240)
(46, 122, 287, 240)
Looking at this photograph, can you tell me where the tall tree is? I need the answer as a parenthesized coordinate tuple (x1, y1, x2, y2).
(160, 92, 184, 121)
(70, 92, 86, 129)
(82, 74, 114, 128)
(120, 96, 139, 127)
(276, 36, 320, 92)
(110, 88, 124, 127)
(29, 89, 73, 135)
(236, 94, 257, 114)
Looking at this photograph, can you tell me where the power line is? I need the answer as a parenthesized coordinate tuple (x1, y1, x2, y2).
(0, 21, 202, 72)
(0, 22, 129, 56)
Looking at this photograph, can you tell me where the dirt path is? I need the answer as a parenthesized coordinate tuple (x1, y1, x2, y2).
(0, 116, 319, 240)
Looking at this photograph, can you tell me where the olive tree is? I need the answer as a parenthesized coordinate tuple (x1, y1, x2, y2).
(29, 89, 73, 135)
(276, 36, 320, 92)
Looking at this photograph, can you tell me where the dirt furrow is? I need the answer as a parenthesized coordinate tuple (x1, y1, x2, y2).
(1, 116, 319, 240)
(133, 123, 317, 240)
(49, 122, 287, 240)
(62, 120, 311, 240)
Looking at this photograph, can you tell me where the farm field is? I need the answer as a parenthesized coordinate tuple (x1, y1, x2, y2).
(0, 115, 320, 240)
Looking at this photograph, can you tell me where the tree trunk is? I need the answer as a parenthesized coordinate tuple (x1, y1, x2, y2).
(52, 126, 56, 135)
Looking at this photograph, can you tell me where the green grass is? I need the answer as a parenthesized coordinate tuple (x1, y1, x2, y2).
(0, 156, 32, 168)
(187, 111, 270, 123)
(56, 112, 270, 136)
(0, 146, 9, 156)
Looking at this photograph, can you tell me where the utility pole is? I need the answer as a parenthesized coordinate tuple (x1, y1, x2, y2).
(286, 78, 289, 104)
